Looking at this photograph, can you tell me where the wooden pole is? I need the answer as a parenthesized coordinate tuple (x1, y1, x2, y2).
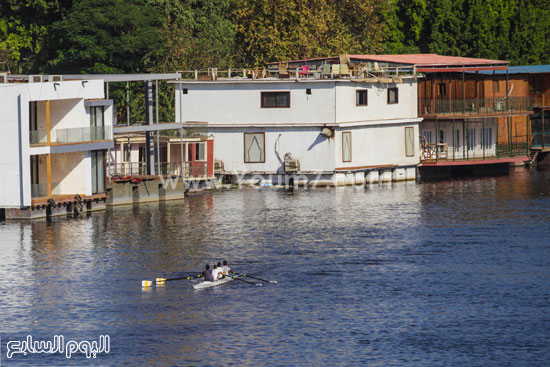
(46, 100, 51, 144)
(46, 154, 52, 198)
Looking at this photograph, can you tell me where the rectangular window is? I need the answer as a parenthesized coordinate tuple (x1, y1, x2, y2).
(387, 87, 399, 104)
(195, 142, 206, 161)
(483, 127, 492, 148)
(356, 90, 368, 106)
(455, 129, 460, 151)
(244, 133, 265, 163)
(439, 130, 445, 144)
(405, 127, 415, 157)
(261, 92, 290, 108)
(468, 128, 476, 150)
(91, 150, 105, 194)
(90, 106, 105, 140)
(342, 132, 352, 162)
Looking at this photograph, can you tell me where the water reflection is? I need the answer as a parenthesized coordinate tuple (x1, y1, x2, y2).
(1, 168, 549, 365)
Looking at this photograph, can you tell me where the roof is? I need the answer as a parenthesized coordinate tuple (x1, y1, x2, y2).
(480, 65, 550, 75)
(269, 54, 509, 72)
(348, 54, 508, 67)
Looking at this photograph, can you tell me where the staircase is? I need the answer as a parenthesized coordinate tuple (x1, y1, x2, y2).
(528, 149, 539, 165)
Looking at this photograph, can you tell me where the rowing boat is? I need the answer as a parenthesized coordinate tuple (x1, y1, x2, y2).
(193, 275, 237, 290)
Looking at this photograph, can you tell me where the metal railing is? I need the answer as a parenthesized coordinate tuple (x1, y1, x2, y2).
(419, 97, 532, 117)
(108, 161, 208, 178)
(30, 126, 112, 145)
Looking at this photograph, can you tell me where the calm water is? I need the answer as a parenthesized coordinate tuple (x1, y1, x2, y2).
(1, 168, 550, 366)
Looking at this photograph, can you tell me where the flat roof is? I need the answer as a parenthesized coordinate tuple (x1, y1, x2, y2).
(479, 65, 550, 75)
(61, 73, 181, 82)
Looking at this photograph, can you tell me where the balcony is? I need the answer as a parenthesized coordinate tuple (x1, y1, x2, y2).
(419, 97, 532, 117)
(30, 126, 112, 145)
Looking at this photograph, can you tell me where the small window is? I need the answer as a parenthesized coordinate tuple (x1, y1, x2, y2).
(244, 133, 265, 163)
(261, 92, 290, 108)
(342, 131, 352, 162)
(356, 90, 368, 106)
(306, 88, 312, 95)
(195, 142, 206, 161)
(439, 130, 445, 144)
(405, 127, 415, 157)
(467, 128, 476, 149)
(182, 88, 188, 94)
(455, 129, 460, 151)
(387, 88, 399, 104)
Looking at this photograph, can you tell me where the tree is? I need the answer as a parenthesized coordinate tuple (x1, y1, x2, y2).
(0, 0, 71, 72)
(41, 0, 160, 73)
(150, 0, 236, 71)
(232, 0, 388, 66)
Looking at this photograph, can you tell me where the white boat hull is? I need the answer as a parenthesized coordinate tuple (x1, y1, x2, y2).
(193, 276, 235, 290)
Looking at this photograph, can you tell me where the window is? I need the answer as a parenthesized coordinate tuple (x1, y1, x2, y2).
(244, 133, 265, 163)
(196, 142, 205, 161)
(261, 92, 290, 108)
(91, 151, 105, 194)
(405, 127, 415, 157)
(438, 83, 447, 97)
(387, 88, 399, 104)
(90, 106, 105, 140)
(467, 128, 476, 150)
(455, 129, 460, 151)
(342, 132, 352, 162)
(483, 127, 492, 148)
(439, 130, 445, 144)
(356, 90, 368, 106)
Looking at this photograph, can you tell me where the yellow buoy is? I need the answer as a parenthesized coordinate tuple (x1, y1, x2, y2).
(141, 280, 153, 287)
(155, 278, 166, 283)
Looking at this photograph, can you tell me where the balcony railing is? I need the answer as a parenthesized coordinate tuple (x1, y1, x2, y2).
(419, 97, 532, 117)
(108, 161, 208, 178)
(30, 126, 112, 145)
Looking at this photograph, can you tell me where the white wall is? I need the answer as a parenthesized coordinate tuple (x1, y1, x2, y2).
(335, 78, 417, 123)
(177, 81, 335, 125)
(51, 151, 87, 195)
(335, 123, 420, 168)
(211, 127, 335, 173)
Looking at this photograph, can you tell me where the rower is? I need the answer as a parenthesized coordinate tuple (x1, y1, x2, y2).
(202, 264, 214, 282)
(217, 262, 225, 278)
(212, 264, 222, 280)
(221, 260, 232, 276)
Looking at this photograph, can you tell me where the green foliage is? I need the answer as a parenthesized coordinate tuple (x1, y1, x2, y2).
(232, 0, 388, 66)
(41, 0, 161, 73)
(2, 0, 550, 75)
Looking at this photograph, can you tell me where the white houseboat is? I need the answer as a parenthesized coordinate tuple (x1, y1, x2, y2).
(0, 74, 113, 219)
(173, 59, 421, 186)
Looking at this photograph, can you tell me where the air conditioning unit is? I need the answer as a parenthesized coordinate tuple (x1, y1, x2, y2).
(213, 160, 224, 173)
(29, 75, 45, 83)
(0, 73, 7, 83)
(284, 159, 300, 173)
(48, 75, 63, 82)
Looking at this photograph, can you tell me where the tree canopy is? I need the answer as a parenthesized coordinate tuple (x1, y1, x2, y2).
(1, 0, 549, 74)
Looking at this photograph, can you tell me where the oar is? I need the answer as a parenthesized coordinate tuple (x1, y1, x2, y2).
(141, 274, 202, 286)
(228, 275, 262, 287)
(233, 272, 277, 284)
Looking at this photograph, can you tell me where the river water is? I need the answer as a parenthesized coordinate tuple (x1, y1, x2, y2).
(1, 168, 549, 366)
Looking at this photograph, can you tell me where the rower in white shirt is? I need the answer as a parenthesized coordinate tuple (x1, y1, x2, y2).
(211, 264, 222, 280)
(221, 260, 231, 276)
